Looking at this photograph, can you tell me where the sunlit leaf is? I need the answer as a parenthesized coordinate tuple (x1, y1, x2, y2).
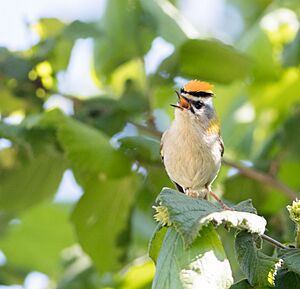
(0, 87, 25, 114)
(119, 258, 155, 289)
(151, 226, 233, 289)
(158, 39, 251, 83)
(33, 18, 65, 40)
(179, 39, 251, 83)
(238, 24, 279, 81)
(148, 225, 167, 263)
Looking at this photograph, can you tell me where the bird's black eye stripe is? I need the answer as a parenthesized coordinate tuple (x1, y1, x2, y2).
(189, 91, 213, 97)
(192, 100, 204, 109)
(180, 88, 213, 97)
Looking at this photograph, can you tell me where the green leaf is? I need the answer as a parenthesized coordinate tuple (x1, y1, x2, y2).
(0, 122, 28, 147)
(0, 119, 66, 213)
(247, 70, 300, 122)
(0, 152, 66, 213)
(235, 231, 280, 288)
(37, 109, 132, 182)
(178, 39, 251, 84)
(71, 174, 141, 273)
(151, 226, 233, 289)
(275, 269, 300, 289)
(140, 0, 188, 47)
(283, 29, 300, 67)
(148, 225, 167, 263)
(74, 97, 127, 135)
(0, 48, 31, 81)
(34, 18, 65, 39)
(0, 203, 74, 276)
(279, 104, 300, 160)
(229, 279, 254, 289)
(0, 87, 25, 115)
(233, 199, 258, 214)
(256, 104, 300, 162)
(156, 188, 266, 246)
(278, 248, 300, 275)
(64, 20, 100, 39)
(74, 85, 148, 136)
(119, 136, 161, 163)
(94, 0, 154, 77)
(34, 20, 99, 72)
(238, 24, 279, 81)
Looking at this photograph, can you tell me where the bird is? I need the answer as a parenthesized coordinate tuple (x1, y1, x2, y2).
(160, 79, 228, 207)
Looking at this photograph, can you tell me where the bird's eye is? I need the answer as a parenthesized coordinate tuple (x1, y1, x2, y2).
(192, 101, 204, 109)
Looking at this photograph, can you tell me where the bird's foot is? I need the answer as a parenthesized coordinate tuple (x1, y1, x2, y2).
(184, 188, 200, 198)
(209, 190, 233, 211)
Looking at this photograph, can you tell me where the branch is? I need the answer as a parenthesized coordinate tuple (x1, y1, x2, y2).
(223, 159, 298, 200)
(261, 234, 288, 249)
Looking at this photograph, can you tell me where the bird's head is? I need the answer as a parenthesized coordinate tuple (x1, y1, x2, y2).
(172, 80, 215, 118)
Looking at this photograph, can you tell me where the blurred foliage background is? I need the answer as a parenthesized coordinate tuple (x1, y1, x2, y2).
(0, 0, 300, 288)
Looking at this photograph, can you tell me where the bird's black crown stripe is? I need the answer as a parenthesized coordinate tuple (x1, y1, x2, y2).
(180, 88, 214, 97)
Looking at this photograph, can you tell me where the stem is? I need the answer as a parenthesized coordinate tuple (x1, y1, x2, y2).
(261, 234, 288, 249)
(296, 224, 300, 249)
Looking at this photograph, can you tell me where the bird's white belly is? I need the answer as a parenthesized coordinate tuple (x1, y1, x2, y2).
(163, 129, 221, 192)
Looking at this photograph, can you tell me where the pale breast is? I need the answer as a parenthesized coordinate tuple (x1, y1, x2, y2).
(162, 119, 221, 191)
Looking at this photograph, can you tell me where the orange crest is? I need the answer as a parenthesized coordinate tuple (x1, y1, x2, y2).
(183, 80, 214, 92)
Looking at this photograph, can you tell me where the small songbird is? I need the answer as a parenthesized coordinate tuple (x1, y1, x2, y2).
(160, 80, 224, 202)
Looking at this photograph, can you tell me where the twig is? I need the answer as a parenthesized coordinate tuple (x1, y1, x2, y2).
(223, 159, 298, 200)
(261, 233, 288, 249)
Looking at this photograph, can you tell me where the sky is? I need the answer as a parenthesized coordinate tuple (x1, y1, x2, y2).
(0, 0, 105, 50)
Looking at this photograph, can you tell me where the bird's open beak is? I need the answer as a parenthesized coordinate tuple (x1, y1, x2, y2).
(170, 91, 190, 110)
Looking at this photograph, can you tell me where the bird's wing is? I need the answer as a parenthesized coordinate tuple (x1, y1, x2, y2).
(218, 135, 224, 157)
(160, 131, 185, 193)
(160, 131, 167, 162)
